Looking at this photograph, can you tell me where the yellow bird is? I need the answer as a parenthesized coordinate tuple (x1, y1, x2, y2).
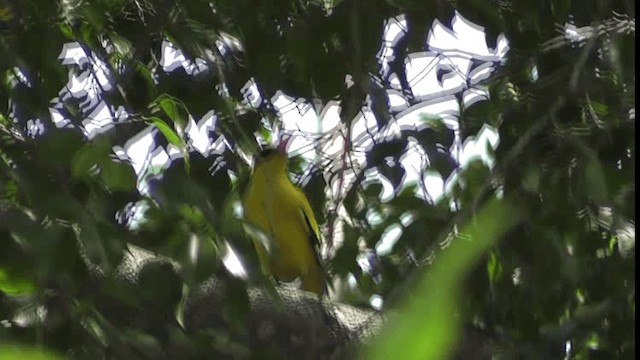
(243, 143, 326, 296)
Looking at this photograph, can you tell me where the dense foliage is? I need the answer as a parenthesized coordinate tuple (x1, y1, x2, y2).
(0, 0, 635, 359)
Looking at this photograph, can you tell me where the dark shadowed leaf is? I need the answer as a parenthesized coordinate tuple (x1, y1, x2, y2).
(100, 160, 137, 192)
(72, 136, 112, 178)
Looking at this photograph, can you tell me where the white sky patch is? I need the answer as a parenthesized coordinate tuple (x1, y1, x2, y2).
(167, 144, 183, 160)
(59, 47, 112, 101)
(58, 42, 92, 67)
(112, 146, 129, 162)
(350, 110, 378, 144)
(124, 128, 157, 176)
(11, 67, 31, 86)
(280, 100, 319, 134)
(405, 52, 441, 98)
(469, 62, 495, 85)
(439, 55, 472, 88)
(241, 79, 262, 108)
(463, 87, 490, 108)
(319, 133, 346, 165)
(210, 134, 230, 156)
(395, 96, 460, 130)
(124, 200, 149, 231)
(379, 118, 403, 143)
(271, 91, 343, 139)
(388, 73, 402, 88)
(318, 101, 341, 132)
(387, 90, 409, 110)
(272, 92, 301, 114)
(423, 172, 445, 202)
(215, 40, 227, 56)
(429, 12, 503, 61)
(185, 111, 217, 154)
(56, 41, 125, 138)
(91, 59, 112, 91)
(363, 167, 396, 202)
(149, 145, 171, 169)
(65, 71, 92, 96)
(286, 134, 314, 159)
(329, 161, 360, 200)
(459, 124, 500, 168)
(377, 15, 408, 78)
(82, 102, 127, 139)
(49, 107, 72, 128)
(160, 40, 209, 75)
(376, 223, 403, 255)
(399, 138, 428, 188)
(443, 170, 460, 198)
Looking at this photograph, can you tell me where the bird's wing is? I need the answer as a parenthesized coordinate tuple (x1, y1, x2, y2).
(300, 208, 320, 250)
(292, 186, 324, 268)
(293, 186, 329, 295)
(299, 206, 328, 294)
(294, 187, 321, 247)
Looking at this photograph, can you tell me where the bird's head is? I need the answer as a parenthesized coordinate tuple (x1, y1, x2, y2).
(253, 135, 290, 175)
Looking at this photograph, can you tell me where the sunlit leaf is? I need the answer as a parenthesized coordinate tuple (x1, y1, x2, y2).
(147, 116, 187, 149)
(0, 344, 64, 360)
(365, 199, 522, 360)
(155, 94, 189, 136)
(0, 268, 36, 295)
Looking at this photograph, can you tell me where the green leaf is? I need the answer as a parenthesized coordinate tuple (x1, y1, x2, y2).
(523, 165, 541, 193)
(365, 198, 523, 360)
(154, 94, 189, 135)
(584, 156, 609, 204)
(159, 97, 179, 124)
(58, 22, 75, 40)
(332, 224, 360, 276)
(147, 116, 186, 149)
(0, 268, 36, 295)
(38, 129, 86, 166)
(589, 100, 609, 118)
(0, 344, 64, 360)
(72, 137, 112, 178)
(364, 183, 383, 199)
(100, 160, 137, 192)
(486, 252, 503, 284)
(419, 113, 446, 131)
(121, 329, 164, 359)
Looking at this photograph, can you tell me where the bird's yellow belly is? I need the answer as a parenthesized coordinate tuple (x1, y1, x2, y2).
(246, 189, 314, 280)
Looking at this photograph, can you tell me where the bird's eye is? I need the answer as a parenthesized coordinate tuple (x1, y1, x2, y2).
(259, 148, 276, 158)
